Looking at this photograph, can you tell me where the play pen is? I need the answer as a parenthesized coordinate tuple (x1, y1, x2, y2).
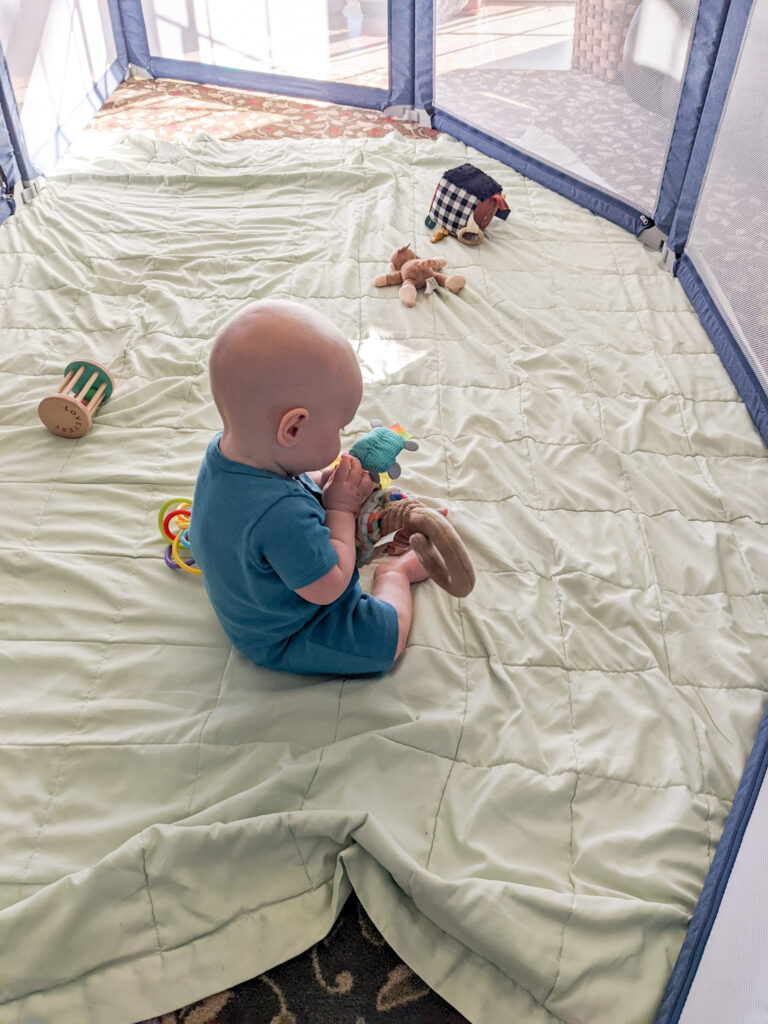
(1, 1, 767, 1022)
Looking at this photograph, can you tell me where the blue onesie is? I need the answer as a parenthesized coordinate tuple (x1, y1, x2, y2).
(189, 435, 399, 676)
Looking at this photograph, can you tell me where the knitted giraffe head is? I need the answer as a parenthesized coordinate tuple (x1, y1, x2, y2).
(349, 420, 419, 485)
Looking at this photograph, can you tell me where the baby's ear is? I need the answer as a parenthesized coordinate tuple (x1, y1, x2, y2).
(277, 407, 309, 446)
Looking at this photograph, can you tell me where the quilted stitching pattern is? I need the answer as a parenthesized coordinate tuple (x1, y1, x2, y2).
(1, 131, 767, 1024)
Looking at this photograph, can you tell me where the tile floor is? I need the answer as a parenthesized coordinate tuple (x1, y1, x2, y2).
(140, 0, 576, 90)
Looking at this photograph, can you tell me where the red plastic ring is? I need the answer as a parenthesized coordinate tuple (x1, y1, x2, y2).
(162, 507, 191, 541)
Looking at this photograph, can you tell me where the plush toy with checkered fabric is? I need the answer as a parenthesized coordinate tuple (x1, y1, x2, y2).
(373, 244, 466, 307)
(426, 163, 510, 245)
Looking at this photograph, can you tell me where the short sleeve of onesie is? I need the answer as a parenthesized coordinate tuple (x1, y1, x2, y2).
(256, 494, 338, 591)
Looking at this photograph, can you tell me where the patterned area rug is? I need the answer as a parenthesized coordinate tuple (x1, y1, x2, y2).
(89, 78, 440, 144)
(138, 895, 469, 1024)
(88, 78, 458, 1024)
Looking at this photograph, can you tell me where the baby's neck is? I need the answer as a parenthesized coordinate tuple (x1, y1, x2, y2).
(218, 432, 292, 477)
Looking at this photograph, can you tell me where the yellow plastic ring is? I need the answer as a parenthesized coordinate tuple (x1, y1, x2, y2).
(172, 528, 202, 575)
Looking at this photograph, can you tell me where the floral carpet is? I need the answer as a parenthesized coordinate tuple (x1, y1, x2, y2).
(91, 78, 460, 1024)
(90, 78, 440, 144)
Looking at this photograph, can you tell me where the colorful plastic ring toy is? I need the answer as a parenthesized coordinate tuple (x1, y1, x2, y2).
(158, 497, 190, 531)
(159, 507, 190, 541)
(157, 498, 191, 539)
(164, 544, 180, 569)
(162, 507, 191, 542)
(164, 544, 196, 571)
(178, 528, 191, 550)
(172, 530, 202, 575)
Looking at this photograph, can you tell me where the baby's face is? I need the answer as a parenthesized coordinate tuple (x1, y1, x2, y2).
(298, 358, 362, 471)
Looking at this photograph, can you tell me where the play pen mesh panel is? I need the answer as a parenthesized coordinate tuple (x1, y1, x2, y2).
(433, 0, 698, 214)
(685, 0, 768, 395)
(0, 0, 117, 170)
(139, 0, 390, 89)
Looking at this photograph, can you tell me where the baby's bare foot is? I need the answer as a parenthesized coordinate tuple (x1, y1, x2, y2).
(398, 548, 429, 584)
(374, 547, 429, 585)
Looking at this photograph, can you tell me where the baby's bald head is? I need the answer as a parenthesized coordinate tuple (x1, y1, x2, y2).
(210, 299, 362, 473)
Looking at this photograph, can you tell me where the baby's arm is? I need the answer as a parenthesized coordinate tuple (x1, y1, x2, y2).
(295, 455, 374, 605)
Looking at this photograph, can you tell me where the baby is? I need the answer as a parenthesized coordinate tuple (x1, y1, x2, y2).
(189, 298, 428, 676)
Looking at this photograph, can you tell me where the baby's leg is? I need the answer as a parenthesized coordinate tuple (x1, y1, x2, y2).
(372, 550, 428, 660)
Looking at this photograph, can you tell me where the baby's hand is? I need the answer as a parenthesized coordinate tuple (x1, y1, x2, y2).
(317, 465, 335, 488)
(322, 454, 375, 513)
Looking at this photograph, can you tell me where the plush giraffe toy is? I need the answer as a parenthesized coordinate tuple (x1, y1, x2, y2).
(349, 421, 475, 598)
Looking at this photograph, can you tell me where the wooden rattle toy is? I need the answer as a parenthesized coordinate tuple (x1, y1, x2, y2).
(350, 420, 476, 598)
(38, 360, 114, 438)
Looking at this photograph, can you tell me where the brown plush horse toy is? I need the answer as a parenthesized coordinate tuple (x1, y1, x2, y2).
(374, 244, 466, 307)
